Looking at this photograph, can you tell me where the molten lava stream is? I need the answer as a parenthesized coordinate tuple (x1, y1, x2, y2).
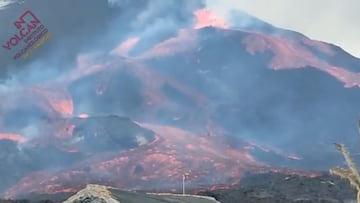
(0, 133, 25, 142)
(77, 113, 89, 119)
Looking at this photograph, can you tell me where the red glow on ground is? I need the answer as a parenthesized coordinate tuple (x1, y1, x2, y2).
(4, 122, 321, 198)
(77, 113, 89, 119)
(325, 66, 360, 88)
(243, 33, 360, 88)
(194, 9, 228, 29)
(0, 133, 25, 143)
(5, 123, 263, 197)
(30, 86, 74, 116)
(243, 34, 321, 69)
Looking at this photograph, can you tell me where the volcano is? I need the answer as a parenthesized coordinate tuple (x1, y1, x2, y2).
(1, 1, 360, 199)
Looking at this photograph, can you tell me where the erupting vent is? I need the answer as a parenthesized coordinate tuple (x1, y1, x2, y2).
(1, 1, 360, 200)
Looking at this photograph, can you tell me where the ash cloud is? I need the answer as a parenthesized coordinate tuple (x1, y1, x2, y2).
(0, 0, 113, 80)
(0, 0, 204, 82)
(102, 0, 205, 56)
(61, 0, 205, 115)
(0, 0, 205, 194)
(0, 0, 205, 129)
(0, 0, 205, 132)
(2, 0, 359, 196)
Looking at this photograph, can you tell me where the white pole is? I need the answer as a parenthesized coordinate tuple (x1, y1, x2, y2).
(182, 174, 185, 195)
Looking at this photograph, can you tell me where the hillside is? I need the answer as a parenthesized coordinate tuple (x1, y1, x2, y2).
(1, 0, 360, 201)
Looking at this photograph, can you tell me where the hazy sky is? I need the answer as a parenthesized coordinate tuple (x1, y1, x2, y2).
(207, 0, 360, 58)
(0, 0, 358, 58)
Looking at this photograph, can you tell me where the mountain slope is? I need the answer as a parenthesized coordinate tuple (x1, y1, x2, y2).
(65, 26, 360, 169)
(1, 6, 360, 199)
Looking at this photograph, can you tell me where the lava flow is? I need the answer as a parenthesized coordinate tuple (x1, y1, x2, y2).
(0, 133, 25, 143)
(4, 122, 255, 197)
(1, 2, 360, 200)
(4, 118, 319, 198)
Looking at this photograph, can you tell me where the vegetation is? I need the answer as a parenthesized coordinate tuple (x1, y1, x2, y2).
(330, 120, 360, 203)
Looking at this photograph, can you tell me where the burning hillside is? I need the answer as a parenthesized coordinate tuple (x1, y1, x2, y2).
(0, 0, 360, 200)
(3, 115, 318, 198)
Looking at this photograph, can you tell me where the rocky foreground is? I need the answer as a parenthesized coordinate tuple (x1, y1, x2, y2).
(199, 172, 357, 203)
(54, 184, 219, 203)
(0, 172, 358, 203)
(1, 184, 220, 203)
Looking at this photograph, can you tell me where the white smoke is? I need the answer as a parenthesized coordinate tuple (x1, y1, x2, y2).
(107, 0, 127, 7)
(0, 0, 21, 10)
(0, 0, 13, 9)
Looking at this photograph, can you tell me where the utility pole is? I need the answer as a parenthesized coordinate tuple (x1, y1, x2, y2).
(182, 172, 189, 195)
(182, 174, 185, 195)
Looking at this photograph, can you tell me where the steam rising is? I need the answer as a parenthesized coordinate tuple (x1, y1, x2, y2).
(0, 0, 18, 10)
(0, 0, 207, 194)
(1, 0, 360, 198)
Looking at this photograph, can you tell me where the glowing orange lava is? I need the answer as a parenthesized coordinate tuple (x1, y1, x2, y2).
(77, 113, 89, 119)
(4, 122, 321, 198)
(194, 9, 228, 29)
(4, 123, 262, 197)
(243, 33, 360, 88)
(30, 86, 74, 116)
(0, 133, 25, 143)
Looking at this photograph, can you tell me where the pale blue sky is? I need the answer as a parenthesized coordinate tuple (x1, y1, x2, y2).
(207, 0, 360, 58)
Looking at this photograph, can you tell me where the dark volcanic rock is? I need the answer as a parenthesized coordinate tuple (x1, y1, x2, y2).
(4, 172, 358, 203)
(199, 172, 357, 203)
(0, 139, 83, 194)
(0, 116, 155, 196)
(69, 70, 145, 117)
(146, 27, 360, 170)
(69, 115, 155, 153)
